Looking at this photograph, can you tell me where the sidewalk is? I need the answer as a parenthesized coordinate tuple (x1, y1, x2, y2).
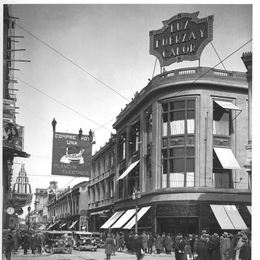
(10, 248, 176, 259)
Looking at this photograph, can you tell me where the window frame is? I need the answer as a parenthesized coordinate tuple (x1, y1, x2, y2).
(161, 98, 196, 188)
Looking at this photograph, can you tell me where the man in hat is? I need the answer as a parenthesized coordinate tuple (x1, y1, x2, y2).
(208, 233, 220, 260)
(134, 233, 144, 260)
(239, 235, 251, 260)
(194, 230, 210, 260)
(175, 233, 185, 260)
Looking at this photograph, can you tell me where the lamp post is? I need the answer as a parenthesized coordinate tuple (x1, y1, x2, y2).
(132, 188, 141, 234)
(27, 206, 31, 230)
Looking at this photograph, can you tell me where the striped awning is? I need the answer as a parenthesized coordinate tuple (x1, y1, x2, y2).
(210, 205, 247, 230)
(123, 206, 151, 229)
(69, 220, 78, 229)
(100, 211, 125, 229)
(110, 209, 136, 229)
(116, 161, 139, 181)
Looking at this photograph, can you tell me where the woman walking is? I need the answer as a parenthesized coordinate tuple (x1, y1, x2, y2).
(105, 233, 116, 260)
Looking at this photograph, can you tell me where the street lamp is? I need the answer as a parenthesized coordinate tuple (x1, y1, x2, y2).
(27, 206, 31, 230)
(132, 188, 141, 234)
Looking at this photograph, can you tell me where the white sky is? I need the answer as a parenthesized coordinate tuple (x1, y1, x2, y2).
(2, 2, 256, 217)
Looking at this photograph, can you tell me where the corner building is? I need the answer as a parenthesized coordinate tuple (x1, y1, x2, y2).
(111, 66, 251, 235)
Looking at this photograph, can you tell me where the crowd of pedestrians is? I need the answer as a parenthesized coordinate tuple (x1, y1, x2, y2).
(2, 228, 45, 259)
(102, 229, 251, 260)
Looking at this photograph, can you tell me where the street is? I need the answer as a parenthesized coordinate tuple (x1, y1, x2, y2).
(9, 248, 176, 260)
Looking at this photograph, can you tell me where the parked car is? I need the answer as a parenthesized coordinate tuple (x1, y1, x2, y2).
(44, 231, 73, 254)
(91, 232, 104, 248)
(73, 231, 97, 251)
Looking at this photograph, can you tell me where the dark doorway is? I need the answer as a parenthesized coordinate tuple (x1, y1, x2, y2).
(157, 217, 198, 236)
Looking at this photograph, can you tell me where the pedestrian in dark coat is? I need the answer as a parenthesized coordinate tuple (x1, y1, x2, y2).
(115, 232, 120, 251)
(105, 233, 116, 260)
(208, 233, 221, 260)
(118, 233, 125, 252)
(175, 234, 185, 260)
(4, 233, 14, 260)
(12, 231, 19, 252)
(36, 234, 42, 254)
(228, 234, 236, 260)
(155, 234, 163, 254)
(30, 233, 37, 254)
(239, 235, 251, 260)
(21, 233, 30, 255)
(147, 233, 154, 254)
(129, 232, 135, 252)
(194, 232, 210, 260)
(134, 234, 144, 260)
(164, 233, 173, 254)
(183, 238, 193, 260)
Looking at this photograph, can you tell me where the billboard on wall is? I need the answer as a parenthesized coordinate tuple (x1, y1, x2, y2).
(51, 132, 92, 177)
(149, 12, 214, 67)
(3, 122, 24, 151)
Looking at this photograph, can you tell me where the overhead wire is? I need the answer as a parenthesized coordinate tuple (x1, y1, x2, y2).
(15, 22, 130, 102)
(15, 76, 112, 133)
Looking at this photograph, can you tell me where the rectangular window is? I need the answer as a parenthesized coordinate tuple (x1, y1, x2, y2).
(161, 98, 196, 188)
(212, 151, 233, 188)
(130, 121, 140, 156)
(118, 133, 126, 161)
(213, 171, 231, 188)
(213, 101, 231, 136)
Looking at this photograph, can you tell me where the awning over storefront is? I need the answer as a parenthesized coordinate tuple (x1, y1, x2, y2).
(210, 205, 247, 230)
(224, 205, 247, 230)
(214, 148, 241, 169)
(100, 211, 125, 229)
(214, 100, 241, 111)
(116, 161, 139, 181)
(110, 209, 136, 229)
(123, 206, 151, 229)
(47, 220, 60, 231)
(247, 206, 251, 214)
(69, 220, 78, 229)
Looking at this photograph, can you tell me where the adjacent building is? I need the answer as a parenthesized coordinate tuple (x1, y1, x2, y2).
(3, 5, 31, 229)
(87, 134, 116, 231)
(47, 181, 89, 230)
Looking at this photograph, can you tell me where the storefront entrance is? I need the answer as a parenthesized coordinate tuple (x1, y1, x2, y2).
(157, 217, 198, 235)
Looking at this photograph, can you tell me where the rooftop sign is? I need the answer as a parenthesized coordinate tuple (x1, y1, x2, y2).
(149, 12, 214, 67)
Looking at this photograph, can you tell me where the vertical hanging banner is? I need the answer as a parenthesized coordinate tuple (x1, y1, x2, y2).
(149, 12, 214, 67)
(51, 132, 92, 177)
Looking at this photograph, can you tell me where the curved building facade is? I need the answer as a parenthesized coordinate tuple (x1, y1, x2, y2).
(110, 66, 251, 235)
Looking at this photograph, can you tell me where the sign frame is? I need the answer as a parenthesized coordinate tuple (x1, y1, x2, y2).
(51, 131, 93, 177)
(149, 12, 214, 67)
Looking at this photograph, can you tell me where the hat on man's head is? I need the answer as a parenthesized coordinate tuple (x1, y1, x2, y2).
(242, 235, 248, 242)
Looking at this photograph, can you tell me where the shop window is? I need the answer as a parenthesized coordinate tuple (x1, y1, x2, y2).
(161, 98, 196, 188)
